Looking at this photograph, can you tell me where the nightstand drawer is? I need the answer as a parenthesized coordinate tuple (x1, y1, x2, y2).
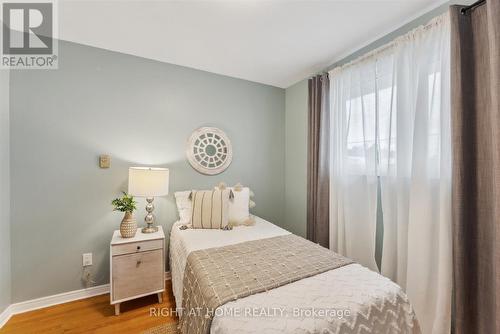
(111, 239, 163, 256)
(112, 249, 164, 301)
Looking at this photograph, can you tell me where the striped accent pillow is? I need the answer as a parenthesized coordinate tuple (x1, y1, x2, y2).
(190, 189, 231, 229)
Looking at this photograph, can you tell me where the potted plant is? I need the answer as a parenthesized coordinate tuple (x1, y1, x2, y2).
(112, 192, 138, 238)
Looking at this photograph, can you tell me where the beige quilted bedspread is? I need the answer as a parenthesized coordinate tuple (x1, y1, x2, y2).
(179, 234, 354, 334)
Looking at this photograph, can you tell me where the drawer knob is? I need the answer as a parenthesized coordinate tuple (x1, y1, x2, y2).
(137, 260, 142, 266)
(136, 246, 141, 250)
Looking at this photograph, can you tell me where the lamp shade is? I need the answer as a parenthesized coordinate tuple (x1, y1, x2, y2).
(128, 167, 169, 197)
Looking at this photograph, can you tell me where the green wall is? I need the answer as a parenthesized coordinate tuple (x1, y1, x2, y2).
(0, 70, 10, 313)
(9, 41, 285, 302)
(284, 80, 308, 237)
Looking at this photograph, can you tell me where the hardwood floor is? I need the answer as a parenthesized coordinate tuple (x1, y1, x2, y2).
(1, 281, 178, 334)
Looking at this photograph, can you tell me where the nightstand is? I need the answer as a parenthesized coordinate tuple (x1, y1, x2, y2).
(110, 226, 165, 315)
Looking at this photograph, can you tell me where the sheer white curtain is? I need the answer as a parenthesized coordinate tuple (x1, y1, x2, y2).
(329, 13, 451, 334)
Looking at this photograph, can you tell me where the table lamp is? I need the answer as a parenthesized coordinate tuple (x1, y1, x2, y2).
(128, 167, 169, 233)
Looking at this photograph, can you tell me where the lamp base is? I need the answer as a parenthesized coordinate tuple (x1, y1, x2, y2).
(141, 197, 158, 234)
(142, 225, 159, 233)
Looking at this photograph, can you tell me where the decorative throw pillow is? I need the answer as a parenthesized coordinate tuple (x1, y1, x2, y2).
(174, 191, 193, 225)
(215, 183, 255, 226)
(190, 189, 231, 229)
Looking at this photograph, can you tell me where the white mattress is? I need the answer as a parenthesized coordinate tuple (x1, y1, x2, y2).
(169, 217, 420, 334)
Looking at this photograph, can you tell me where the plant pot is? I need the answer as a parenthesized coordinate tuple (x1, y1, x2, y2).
(120, 212, 137, 238)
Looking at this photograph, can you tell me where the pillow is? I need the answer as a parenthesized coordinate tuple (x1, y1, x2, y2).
(174, 191, 192, 225)
(190, 189, 231, 229)
(215, 183, 255, 226)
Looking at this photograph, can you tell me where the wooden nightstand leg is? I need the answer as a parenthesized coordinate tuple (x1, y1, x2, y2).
(114, 303, 120, 316)
(157, 292, 163, 303)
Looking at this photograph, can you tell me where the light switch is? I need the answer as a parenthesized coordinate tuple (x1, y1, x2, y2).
(99, 155, 110, 168)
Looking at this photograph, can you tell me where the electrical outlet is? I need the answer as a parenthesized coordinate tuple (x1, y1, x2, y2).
(82, 253, 92, 266)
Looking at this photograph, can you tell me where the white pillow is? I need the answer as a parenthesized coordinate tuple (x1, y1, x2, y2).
(228, 187, 251, 225)
(214, 184, 254, 226)
(174, 191, 192, 225)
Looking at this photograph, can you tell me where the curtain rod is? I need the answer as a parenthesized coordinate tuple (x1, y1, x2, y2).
(328, 12, 447, 74)
(461, 0, 486, 15)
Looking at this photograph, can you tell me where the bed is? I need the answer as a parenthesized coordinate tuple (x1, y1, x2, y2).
(170, 216, 420, 334)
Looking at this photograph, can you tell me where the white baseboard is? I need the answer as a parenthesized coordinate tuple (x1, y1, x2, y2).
(11, 284, 111, 315)
(0, 271, 171, 329)
(0, 284, 110, 329)
(0, 305, 13, 329)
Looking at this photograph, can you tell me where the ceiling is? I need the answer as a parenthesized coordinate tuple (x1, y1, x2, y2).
(59, 0, 447, 88)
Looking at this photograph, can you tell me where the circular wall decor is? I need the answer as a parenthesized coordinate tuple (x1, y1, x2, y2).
(186, 127, 233, 175)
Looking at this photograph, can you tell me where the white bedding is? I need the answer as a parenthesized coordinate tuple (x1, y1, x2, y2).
(169, 216, 420, 334)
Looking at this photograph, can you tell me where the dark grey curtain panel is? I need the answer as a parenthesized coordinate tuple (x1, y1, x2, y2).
(451, 2, 500, 333)
(307, 73, 330, 248)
